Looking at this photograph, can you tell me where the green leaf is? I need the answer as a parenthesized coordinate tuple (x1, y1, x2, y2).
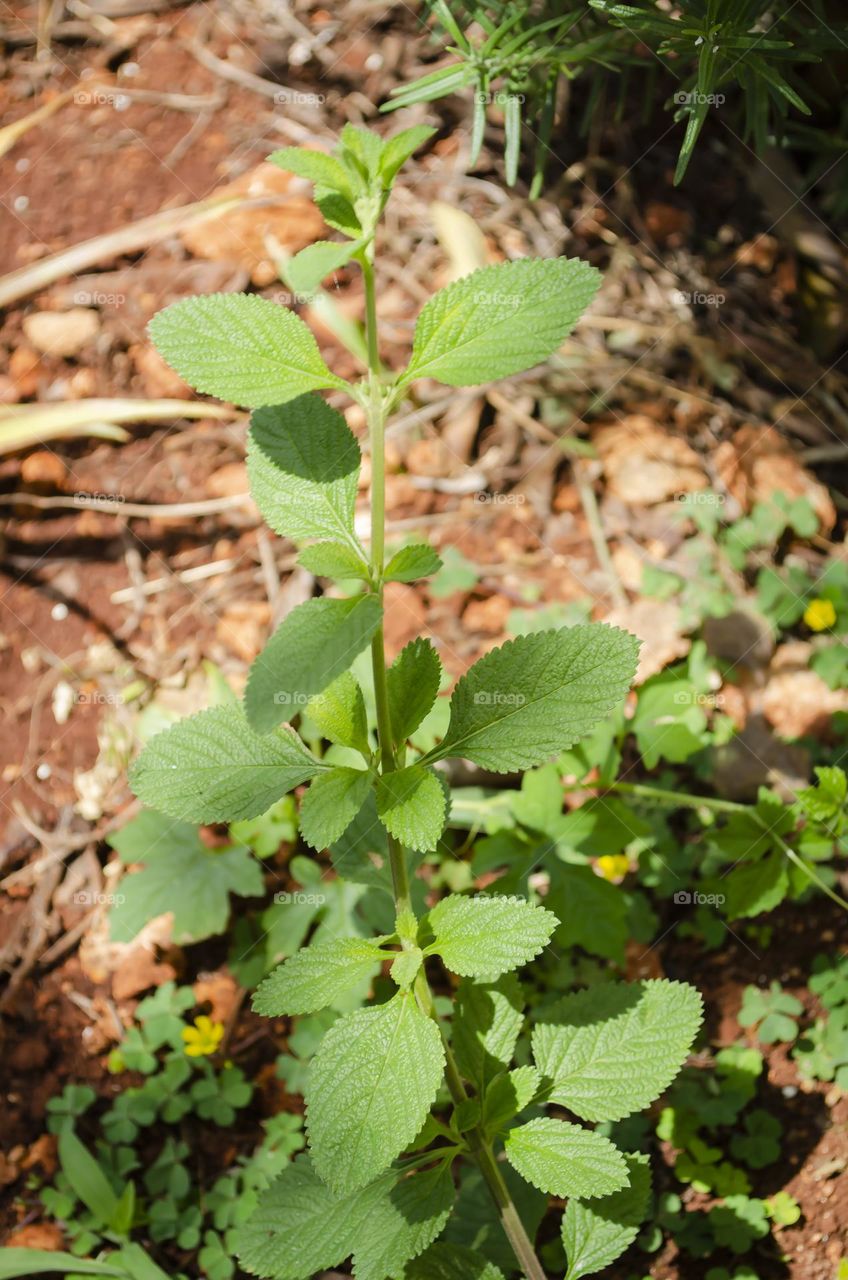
(376, 764, 447, 852)
(443, 1163, 545, 1274)
(285, 240, 359, 296)
(405, 1243, 505, 1280)
(384, 543, 443, 583)
(0, 1253, 125, 1279)
(632, 670, 708, 767)
(532, 980, 703, 1123)
(108, 810, 263, 944)
(253, 937, 385, 1016)
(427, 895, 557, 978)
(354, 1163, 456, 1280)
(723, 849, 789, 919)
(505, 1118, 628, 1199)
(315, 191, 363, 239)
(246, 395, 361, 547)
(267, 147, 354, 200)
(129, 704, 324, 823)
(329, 791, 392, 892)
(797, 765, 847, 824)
(562, 1152, 651, 1280)
(307, 671, 370, 754)
(483, 1065, 540, 1135)
(730, 1109, 782, 1169)
(391, 946, 424, 989)
(58, 1130, 120, 1227)
(297, 541, 371, 581)
(340, 124, 384, 184)
(548, 865, 628, 963)
(235, 1155, 389, 1279)
(245, 596, 383, 734)
(738, 982, 802, 1044)
(300, 767, 373, 849)
(148, 294, 344, 408)
(379, 125, 437, 184)
(453, 974, 524, 1088)
(306, 991, 445, 1193)
(402, 257, 602, 388)
(427, 624, 638, 772)
(236, 1156, 452, 1280)
(388, 637, 443, 745)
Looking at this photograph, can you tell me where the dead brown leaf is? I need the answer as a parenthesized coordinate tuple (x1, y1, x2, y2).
(604, 598, 690, 682)
(716, 424, 836, 531)
(193, 970, 240, 1024)
(592, 415, 707, 505)
(112, 948, 177, 1002)
(761, 642, 848, 738)
(5, 1223, 65, 1251)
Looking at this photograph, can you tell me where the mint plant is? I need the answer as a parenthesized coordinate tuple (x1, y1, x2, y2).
(124, 125, 703, 1280)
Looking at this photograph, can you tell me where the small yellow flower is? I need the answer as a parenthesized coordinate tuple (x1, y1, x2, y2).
(804, 598, 837, 632)
(182, 1015, 224, 1057)
(596, 854, 630, 882)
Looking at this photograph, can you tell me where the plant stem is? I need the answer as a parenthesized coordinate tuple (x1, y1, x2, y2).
(563, 780, 848, 912)
(563, 779, 748, 814)
(361, 248, 548, 1280)
(413, 973, 548, 1280)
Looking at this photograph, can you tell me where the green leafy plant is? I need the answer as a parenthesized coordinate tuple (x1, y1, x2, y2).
(118, 125, 703, 1279)
(14, 1089, 305, 1280)
(386, 0, 848, 192)
(738, 981, 804, 1045)
(793, 952, 848, 1088)
(639, 1043, 801, 1261)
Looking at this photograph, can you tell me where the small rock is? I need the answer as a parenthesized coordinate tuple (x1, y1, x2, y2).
(9, 346, 41, 396)
(713, 714, 809, 801)
(703, 609, 774, 668)
(406, 438, 453, 478)
(207, 461, 249, 499)
(23, 308, 100, 357)
(20, 449, 67, 488)
(130, 342, 193, 398)
(462, 594, 511, 635)
(216, 601, 272, 663)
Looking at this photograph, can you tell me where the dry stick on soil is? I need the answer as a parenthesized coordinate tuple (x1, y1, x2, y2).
(0, 492, 251, 519)
(0, 194, 261, 309)
(0, 399, 236, 455)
